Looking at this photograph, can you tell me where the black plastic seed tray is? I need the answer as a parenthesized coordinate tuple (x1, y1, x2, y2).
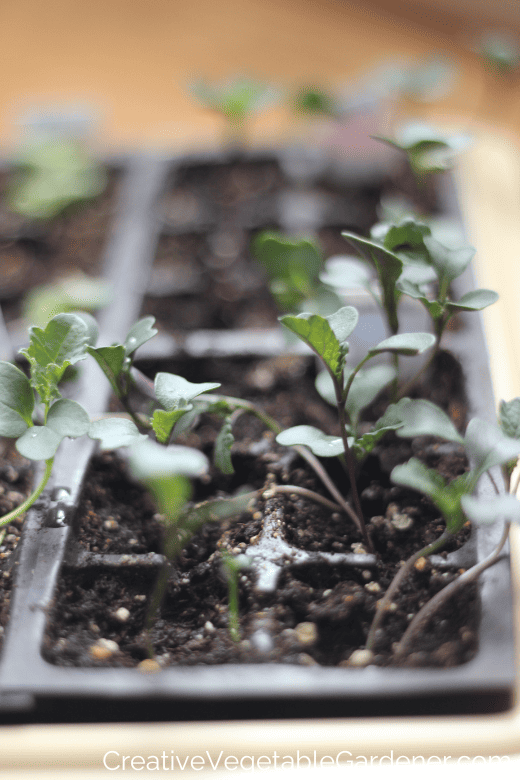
(0, 146, 514, 722)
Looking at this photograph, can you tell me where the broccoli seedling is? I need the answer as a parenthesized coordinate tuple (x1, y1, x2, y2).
(124, 439, 255, 653)
(322, 216, 498, 397)
(365, 399, 520, 650)
(277, 307, 435, 549)
(0, 312, 96, 525)
(7, 135, 107, 221)
(292, 85, 339, 118)
(374, 122, 470, 183)
(251, 231, 340, 315)
(190, 75, 279, 146)
(221, 552, 252, 642)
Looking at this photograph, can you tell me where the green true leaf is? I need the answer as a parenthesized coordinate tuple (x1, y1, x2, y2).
(151, 408, 191, 445)
(389, 398, 463, 443)
(390, 457, 468, 533)
(499, 398, 520, 440)
(444, 289, 499, 314)
(88, 417, 148, 450)
(341, 231, 403, 333)
(214, 416, 235, 475)
(23, 312, 95, 369)
(320, 256, 372, 291)
(381, 218, 431, 252)
(352, 422, 403, 461)
(276, 425, 345, 457)
(0, 361, 34, 436)
(46, 399, 90, 438)
(462, 494, 520, 526)
(464, 418, 520, 481)
(252, 232, 322, 300)
(87, 344, 126, 395)
(124, 317, 158, 357)
(16, 425, 62, 460)
(154, 373, 221, 411)
(367, 332, 436, 357)
(21, 312, 96, 407)
(279, 307, 358, 378)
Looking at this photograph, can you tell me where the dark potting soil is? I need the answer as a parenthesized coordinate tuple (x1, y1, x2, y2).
(0, 169, 121, 324)
(45, 352, 478, 670)
(140, 156, 388, 334)
(0, 440, 33, 652)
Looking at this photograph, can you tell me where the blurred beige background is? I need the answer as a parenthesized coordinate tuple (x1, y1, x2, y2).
(0, 0, 518, 149)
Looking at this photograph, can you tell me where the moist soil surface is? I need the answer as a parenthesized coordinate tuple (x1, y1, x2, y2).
(140, 155, 437, 334)
(45, 351, 478, 671)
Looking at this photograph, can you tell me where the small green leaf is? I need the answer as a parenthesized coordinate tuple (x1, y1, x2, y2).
(279, 307, 358, 378)
(16, 425, 62, 460)
(46, 399, 90, 438)
(390, 398, 464, 443)
(499, 398, 520, 440)
(391, 457, 468, 533)
(276, 425, 345, 457)
(381, 218, 431, 252)
(152, 408, 190, 444)
(214, 416, 235, 474)
(124, 317, 158, 357)
(87, 345, 126, 395)
(252, 232, 322, 303)
(462, 494, 520, 526)
(352, 422, 402, 460)
(23, 312, 94, 369)
(88, 417, 148, 450)
(464, 418, 520, 480)
(154, 373, 221, 411)
(0, 361, 34, 435)
(444, 289, 499, 314)
(367, 332, 436, 357)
